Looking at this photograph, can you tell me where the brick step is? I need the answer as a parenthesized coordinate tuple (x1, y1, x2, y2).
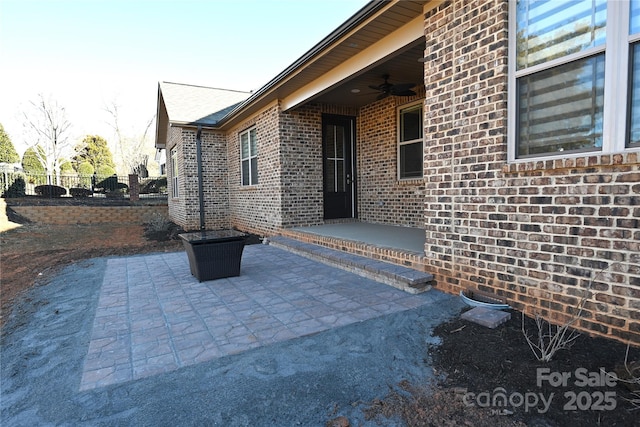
(268, 236, 433, 294)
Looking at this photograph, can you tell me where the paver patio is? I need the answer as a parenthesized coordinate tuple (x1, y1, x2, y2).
(80, 244, 441, 390)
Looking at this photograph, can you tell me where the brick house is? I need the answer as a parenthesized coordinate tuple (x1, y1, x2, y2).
(156, 0, 640, 344)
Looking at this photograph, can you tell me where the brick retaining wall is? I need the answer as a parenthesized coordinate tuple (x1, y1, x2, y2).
(10, 205, 169, 225)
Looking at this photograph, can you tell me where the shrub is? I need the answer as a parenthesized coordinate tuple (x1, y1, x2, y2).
(96, 165, 115, 177)
(105, 189, 126, 198)
(140, 177, 167, 194)
(77, 162, 94, 188)
(69, 187, 93, 198)
(2, 175, 26, 198)
(522, 264, 611, 362)
(95, 176, 128, 193)
(22, 147, 45, 174)
(60, 160, 74, 173)
(147, 212, 171, 232)
(77, 162, 94, 175)
(34, 184, 66, 198)
(144, 212, 181, 241)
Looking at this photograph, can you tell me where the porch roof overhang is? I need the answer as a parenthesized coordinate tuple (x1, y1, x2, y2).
(215, 0, 430, 130)
(155, 0, 431, 148)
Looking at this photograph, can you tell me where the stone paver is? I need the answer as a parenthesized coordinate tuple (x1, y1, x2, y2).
(80, 244, 440, 391)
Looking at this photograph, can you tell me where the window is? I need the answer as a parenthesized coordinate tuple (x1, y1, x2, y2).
(240, 127, 258, 186)
(170, 147, 179, 198)
(509, 0, 640, 160)
(398, 102, 423, 179)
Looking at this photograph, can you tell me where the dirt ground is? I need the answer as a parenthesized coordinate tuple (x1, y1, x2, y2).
(2, 206, 639, 426)
(0, 218, 182, 327)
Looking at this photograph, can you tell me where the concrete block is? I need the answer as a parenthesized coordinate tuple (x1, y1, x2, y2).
(461, 306, 511, 329)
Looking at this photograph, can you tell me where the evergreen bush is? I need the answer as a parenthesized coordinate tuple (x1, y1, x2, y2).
(2, 175, 26, 198)
(69, 187, 93, 198)
(34, 184, 66, 198)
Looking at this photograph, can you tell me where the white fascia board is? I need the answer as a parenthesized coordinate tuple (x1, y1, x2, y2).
(280, 14, 424, 111)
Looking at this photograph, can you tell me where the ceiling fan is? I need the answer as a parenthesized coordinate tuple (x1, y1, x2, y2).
(368, 74, 416, 99)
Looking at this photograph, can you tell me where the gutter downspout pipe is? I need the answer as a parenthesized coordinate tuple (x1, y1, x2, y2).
(196, 125, 205, 231)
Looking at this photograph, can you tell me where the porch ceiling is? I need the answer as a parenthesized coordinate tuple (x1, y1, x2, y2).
(217, 0, 429, 128)
(302, 40, 425, 109)
(276, 0, 427, 110)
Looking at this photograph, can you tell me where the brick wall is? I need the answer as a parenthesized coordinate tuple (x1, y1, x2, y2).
(423, 0, 640, 343)
(170, 96, 430, 235)
(279, 104, 326, 228)
(229, 99, 427, 232)
(169, 127, 230, 231)
(358, 93, 426, 228)
(228, 104, 283, 236)
(167, 126, 187, 227)
(11, 205, 168, 225)
(200, 129, 230, 231)
(226, 103, 360, 235)
(498, 155, 640, 342)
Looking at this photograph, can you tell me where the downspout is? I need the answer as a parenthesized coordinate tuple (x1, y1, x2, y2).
(196, 125, 205, 230)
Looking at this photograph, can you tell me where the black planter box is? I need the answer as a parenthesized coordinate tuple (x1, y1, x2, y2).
(179, 230, 247, 282)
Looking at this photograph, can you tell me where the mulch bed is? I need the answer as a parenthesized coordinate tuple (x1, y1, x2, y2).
(365, 308, 640, 426)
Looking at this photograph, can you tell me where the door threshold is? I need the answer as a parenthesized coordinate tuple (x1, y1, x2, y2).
(323, 218, 359, 224)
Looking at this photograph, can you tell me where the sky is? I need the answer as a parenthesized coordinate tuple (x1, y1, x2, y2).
(0, 0, 369, 156)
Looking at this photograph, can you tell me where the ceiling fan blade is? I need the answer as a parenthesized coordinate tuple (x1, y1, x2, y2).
(391, 82, 416, 92)
(392, 89, 417, 97)
(360, 76, 415, 99)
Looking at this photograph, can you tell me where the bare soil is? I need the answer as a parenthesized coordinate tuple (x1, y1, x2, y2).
(0, 213, 183, 328)
(1, 201, 639, 426)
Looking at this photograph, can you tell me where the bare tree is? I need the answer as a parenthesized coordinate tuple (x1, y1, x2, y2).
(104, 101, 155, 176)
(22, 94, 74, 184)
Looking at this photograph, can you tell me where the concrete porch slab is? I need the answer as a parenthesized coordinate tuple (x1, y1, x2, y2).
(290, 221, 426, 253)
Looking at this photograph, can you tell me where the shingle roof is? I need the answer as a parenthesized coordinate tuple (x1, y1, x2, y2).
(159, 82, 251, 126)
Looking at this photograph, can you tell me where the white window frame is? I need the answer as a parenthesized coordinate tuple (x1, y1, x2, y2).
(397, 101, 424, 180)
(240, 127, 258, 186)
(507, 0, 639, 162)
(170, 146, 179, 198)
(628, 0, 640, 147)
